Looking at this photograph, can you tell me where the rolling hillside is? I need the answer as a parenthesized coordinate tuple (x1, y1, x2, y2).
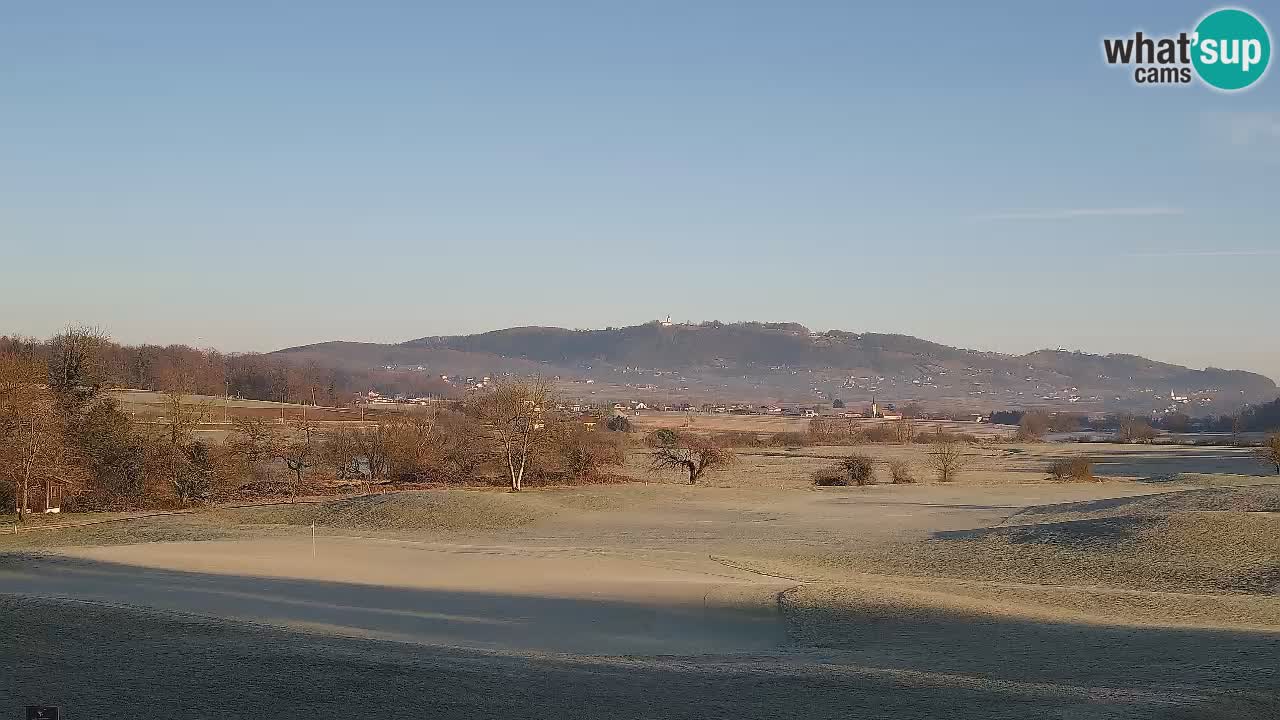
(273, 321, 1277, 412)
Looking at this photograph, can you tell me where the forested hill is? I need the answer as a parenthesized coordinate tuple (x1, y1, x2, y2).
(275, 321, 1277, 413)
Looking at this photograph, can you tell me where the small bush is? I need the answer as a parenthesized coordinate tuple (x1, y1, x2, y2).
(839, 453, 876, 485)
(807, 418, 861, 444)
(605, 415, 632, 432)
(916, 431, 978, 444)
(645, 428, 680, 447)
(700, 431, 759, 448)
(862, 424, 901, 443)
(812, 466, 849, 486)
(1117, 416, 1158, 443)
(1047, 457, 1096, 482)
(771, 431, 810, 447)
(888, 458, 916, 484)
(553, 425, 626, 479)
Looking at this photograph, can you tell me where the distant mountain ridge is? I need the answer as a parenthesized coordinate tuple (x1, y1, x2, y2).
(274, 321, 1277, 413)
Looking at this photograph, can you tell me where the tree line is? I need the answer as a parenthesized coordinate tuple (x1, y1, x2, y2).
(0, 328, 452, 407)
(994, 403, 1280, 442)
(1, 329, 743, 517)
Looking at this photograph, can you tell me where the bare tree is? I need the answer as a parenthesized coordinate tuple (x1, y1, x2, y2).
(1258, 433, 1280, 475)
(1117, 415, 1158, 444)
(1016, 410, 1051, 441)
(648, 432, 734, 484)
(476, 378, 554, 491)
(0, 349, 44, 396)
(152, 389, 210, 504)
(46, 324, 110, 409)
(435, 411, 490, 480)
(277, 419, 318, 499)
(893, 418, 914, 444)
(355, 422, 391, 481)
(230, 417, 276, 465)
(321, 428, 365, 481)
(927, 441, 969, 483)
(385, 410, 439, 480)
(229, 416, 280, 488)
(0, 385, 84, 521)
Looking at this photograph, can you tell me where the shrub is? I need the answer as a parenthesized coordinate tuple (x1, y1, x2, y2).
(916, 430, 978, 444)
(861, 424, 901, 443)
(435, 412, 491, 480)
(887, 458, 916, 484)
(808, 418, 860, 444)
(772, 431, 809, 447)
(700, 431, 761, 448)
(645, 428, 680, 447)
(1117, 416, 1158, 443)
(1016, 410, 1051, 440)
(553, 425, 626, 479)
(1047, 457, 1096, 482)
(605, 415, 632, 432)
(839, 453, 876, 485)
(812, 466, 849, 486)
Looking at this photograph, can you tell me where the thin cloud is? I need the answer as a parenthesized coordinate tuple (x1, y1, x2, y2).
(972, 207, 1184, 222)
(1120, 249, 1280, 258)
(1203, 111, 1280, 148)
(1201, 112, 1280, 165)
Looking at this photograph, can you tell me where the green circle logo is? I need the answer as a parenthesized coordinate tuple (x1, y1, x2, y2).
(1193, 8, 1271, 90)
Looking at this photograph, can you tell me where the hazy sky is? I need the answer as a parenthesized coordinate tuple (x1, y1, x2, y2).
(2, 1, 1277, 379)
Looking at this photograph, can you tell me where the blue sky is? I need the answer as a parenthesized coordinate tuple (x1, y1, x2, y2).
(2, 1, 1277, 379)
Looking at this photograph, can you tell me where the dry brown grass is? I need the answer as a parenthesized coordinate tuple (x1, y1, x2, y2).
(748, 486, 1280, 598)
(228, 490, 553, 532)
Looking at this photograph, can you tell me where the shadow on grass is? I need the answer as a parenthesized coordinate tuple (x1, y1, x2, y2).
(1083, 447, 1270, 479)
(932, 515, 1157, 545)
(999, 485, 1280, 523)
(2, 555, 1277, 719)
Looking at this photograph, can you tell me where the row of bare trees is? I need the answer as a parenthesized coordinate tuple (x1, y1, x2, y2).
(219, 379, 630, 497)
(0, 330, 453, 407)
(4, 332, 723, 516)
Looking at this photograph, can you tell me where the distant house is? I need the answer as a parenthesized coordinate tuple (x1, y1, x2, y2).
(18, 478, 71, 515)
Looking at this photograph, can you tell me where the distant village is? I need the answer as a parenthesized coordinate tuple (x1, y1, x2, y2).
(361, 381, 971, 423)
